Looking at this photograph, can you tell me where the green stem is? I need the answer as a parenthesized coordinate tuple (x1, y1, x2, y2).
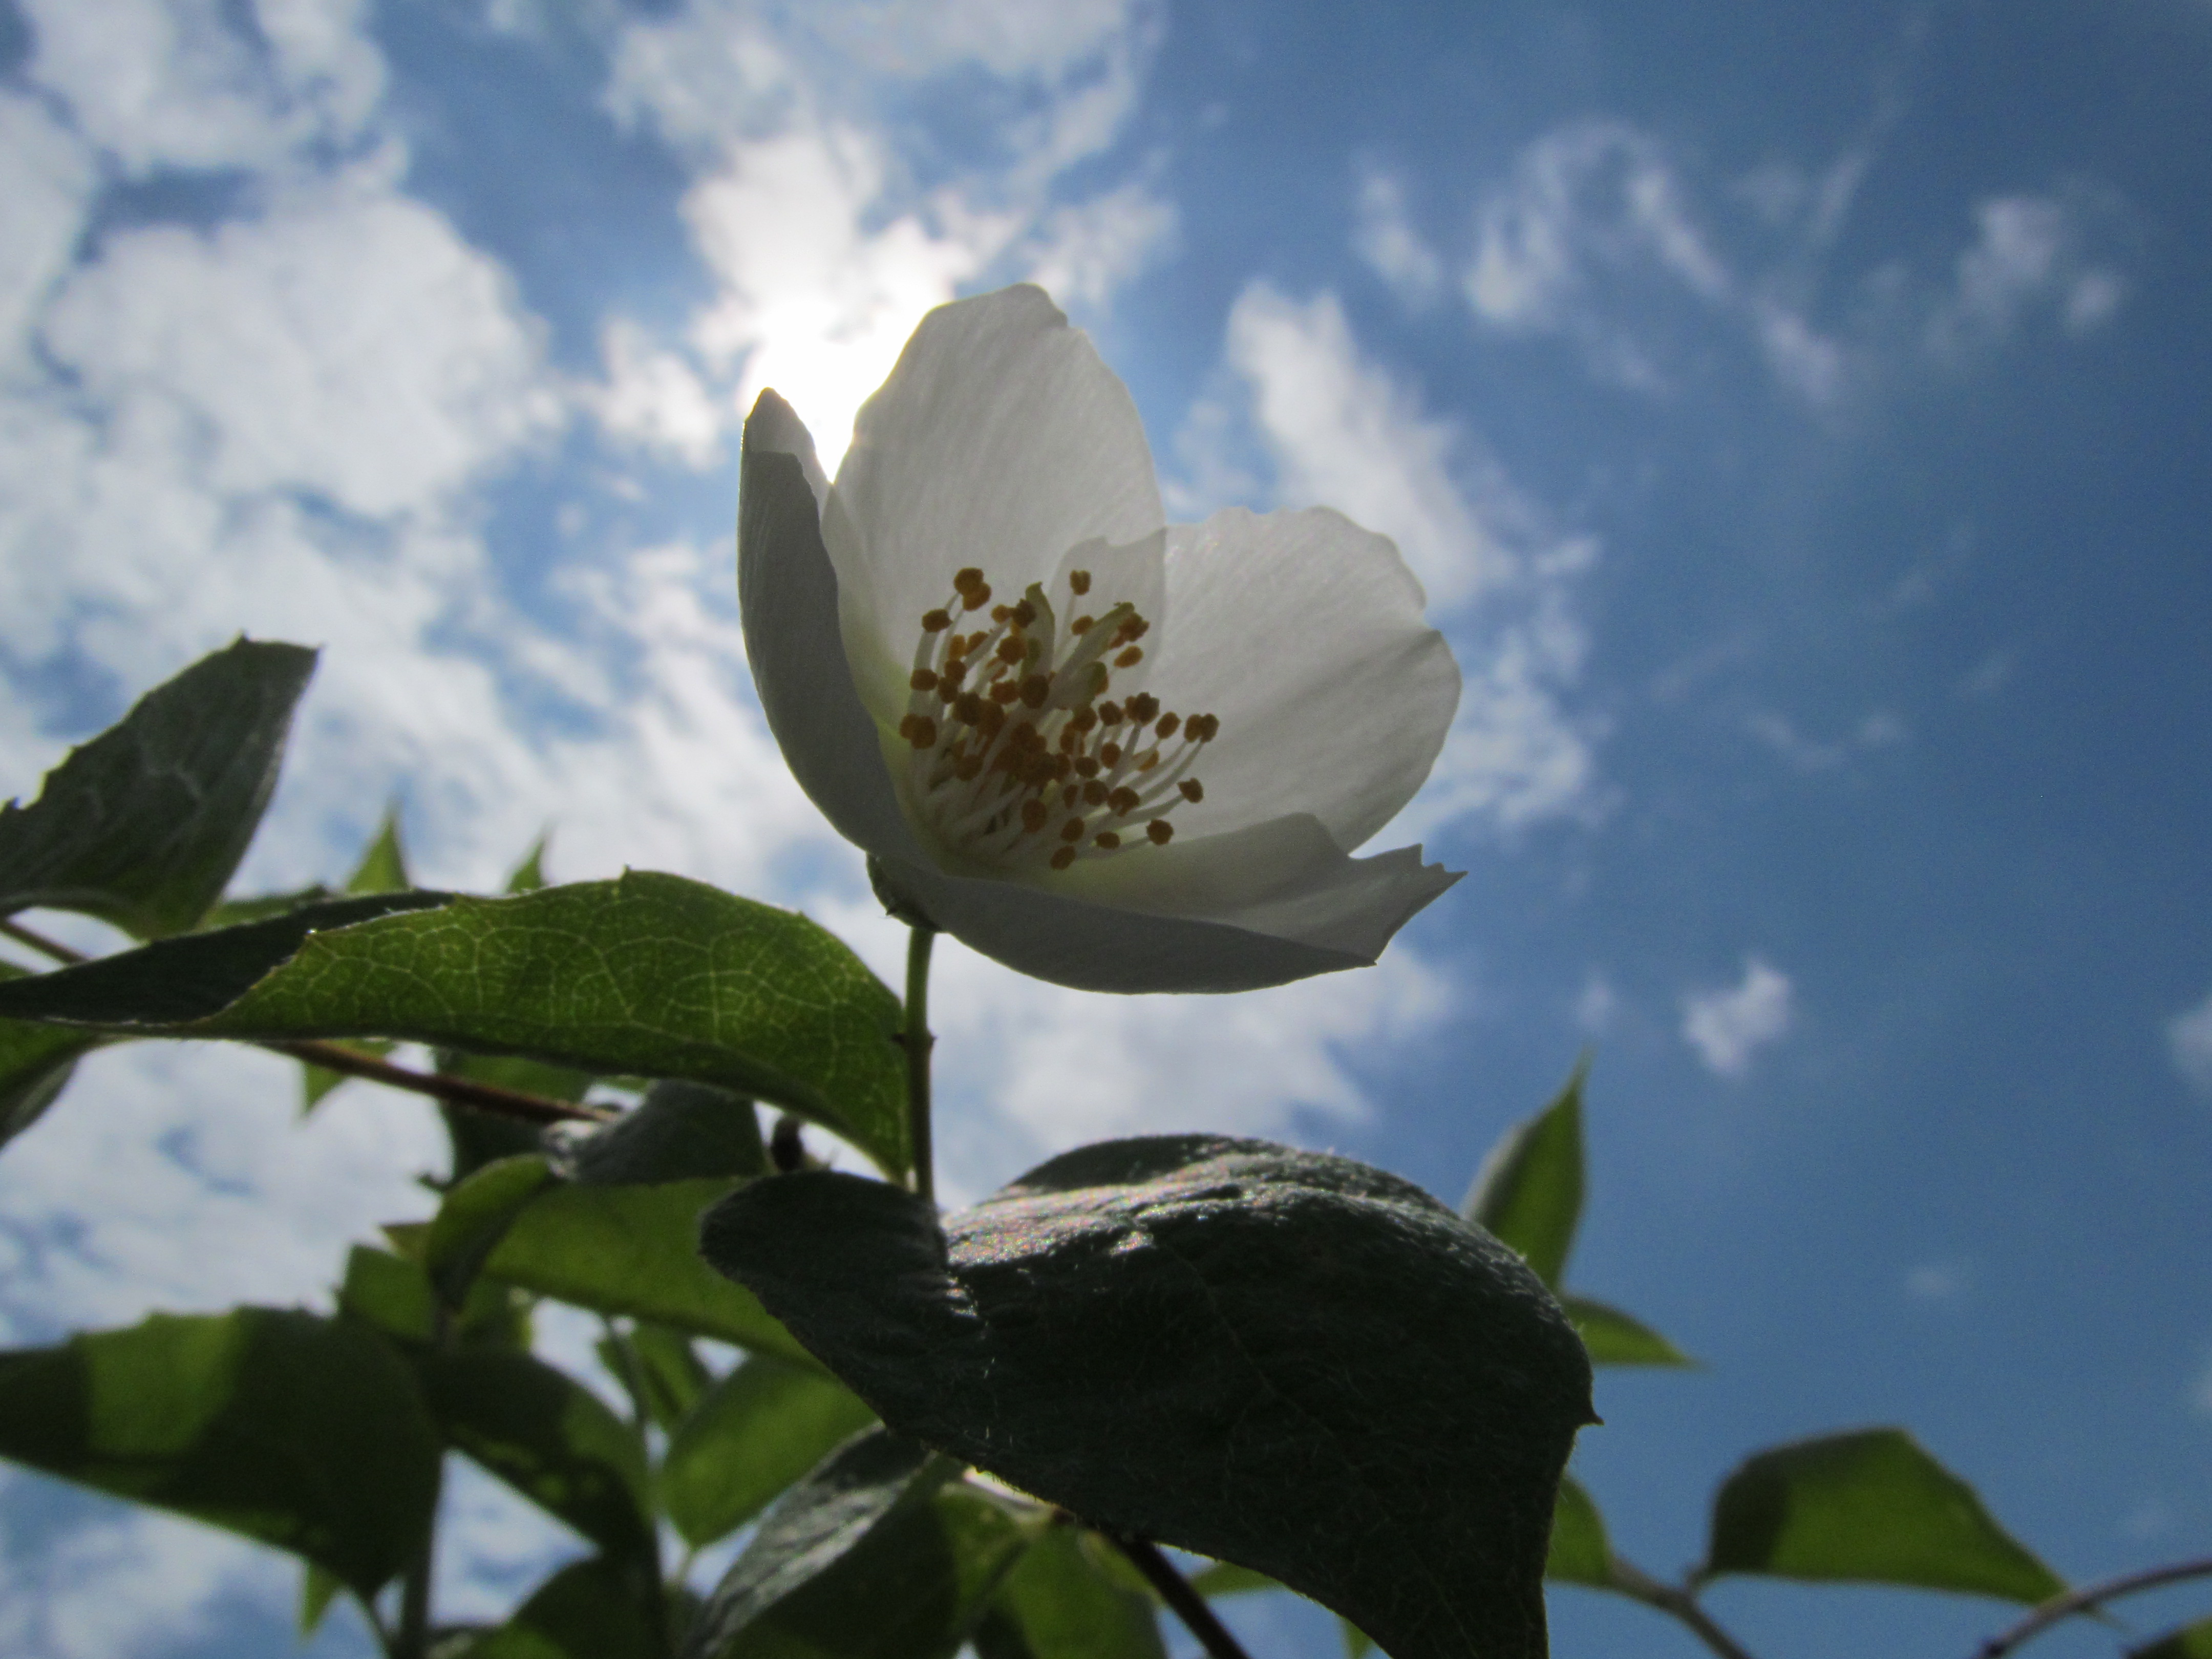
(1975, 1554, 2212, 1657)
(393, 1509, 436, 1659)
(1605, 1556, 1761, 1659)
(904, 925, 938, 1205)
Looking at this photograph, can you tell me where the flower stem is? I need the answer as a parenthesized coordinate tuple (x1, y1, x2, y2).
(904, 924, 937, 1205)
(1104, 1533, 1257, 1659)
(1974, 1554, 2212, 1658)
(1604, 1556, 1762, 1659)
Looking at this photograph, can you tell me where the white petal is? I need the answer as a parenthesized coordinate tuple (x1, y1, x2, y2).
(739, 391, 930, 865)
(1142, 507, 1460, 849)
(824, 285, 1164, 668)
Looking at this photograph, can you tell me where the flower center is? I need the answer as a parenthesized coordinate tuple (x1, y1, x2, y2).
(894, 565, 1218, 873)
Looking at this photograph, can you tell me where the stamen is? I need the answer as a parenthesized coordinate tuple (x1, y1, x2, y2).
(1095, 831, 1121, 849)
(1069, 570, 1093, 595)
(923, 609, 952, 632)
(1147, 820, 1173, 845)
(1179, 779, 1204, 802)
(1155, 713, 1180, 738)
(911, 669, 938, 692)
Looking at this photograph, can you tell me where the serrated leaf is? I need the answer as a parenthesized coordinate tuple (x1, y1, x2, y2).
(2133, 1617, 2212, 1659)
(1462, 1060, 1585, 1288)
(701, 1136, 1598, 1659)
(1560, 1295, 1693, 1367)
(0, 639, 316, 938)
(427, 1155, 560, 1310)
(506, 837, 550, 895)
(976, 1525, 1166, 1659)
(683, 1428, 1033, 1659)
(1704, 1428, 2065, 1603)
(418, 1348, 655, 1568)
(480, 1178, 817, 1367)
(563, 1079, 766, 1186)
(464, 1555, 666, 1659)
(1545, 1475, 1610, 1585)
(663, 1355, 878, 1548)
(347, 807, 411, 895)
(0, 1307, 438, 1598)
(0, 962, 99, 1150)
(0, 873, 908, 1175)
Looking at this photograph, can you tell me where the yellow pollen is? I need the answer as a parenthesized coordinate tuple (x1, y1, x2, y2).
(963, 583, 992, 609)
(1114, 646, 1143, 668)
(1147, 820, 1174, 845)
(1070, 570, 1093, 595)
(996, 636, 1026, 665)
(991, 603, 1012, 623)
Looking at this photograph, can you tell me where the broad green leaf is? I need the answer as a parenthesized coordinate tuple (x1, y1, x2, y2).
(625, 1321, 712, 1428)
(338, 1244, 531, 1351)
(418, 1348, 655, 1568)
(565, 1079, 767, 1186)
(1704, 1428, 2065, 1603)
(0, 639, 316, 937)
(1545, 1476, 1610, 1585)
(506, 837, 550, 895)
(298, 1562, 343, 1636)
(481, 1178, 817, 1367)
(1560, 1295, 1694, 1367)
(1462, 1058, 1586, 1288)
(346, 807, 411, 894)
(663, 1355, 878, 1547)
(202, 884, 338, 928)
(684, 1428, 1033, 1659)
(0, 962, 99, 1149)
(464, 1556, 665, 1659)
(1186, 1561, 1278, 1597)
(427, 1155, 560, 1309)
(1340, 1620, 1374, 1659)
(702, 1137, 1598, 1659)
(2134, 1618, 2212, 1658)
(0, 1307, 438, 1597)
(0, 873, 908, 1175)
(975, 1525, 1165, 1659)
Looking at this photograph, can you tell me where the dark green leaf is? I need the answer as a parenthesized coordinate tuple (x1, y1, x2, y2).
(463, 1556, 665, 1659)
(0, 1307, 438, 1597)
(427, 1155, 559, 1310)
(434, 1051, 593, 1183)
(1186, 1561, 1279, 1598)
(977, 1526, 1165, 1659)
(201, 884, 339, 928)
(301, 1038, 393, 1111)
(481, 1177, 816, 1367)
(2133, 1617, 2212, 1659)
(564, 1080, 766, 1186)
(339, 1244, 530, 1351)
(0, 639, 316, 937)
(663, 1356, 878, 1548)
(626, 1322, 712, 1427)
(506, 837, 550, 895)
(299, 1562, 343, 1636)
(346, 807, 411, 895)
(683, 1428, 1033, 1659)
(1545, 1476, 1610, 1586)
(1704, 1428, 2065, 1603)
(0, 873, 908, 1175)
(701, 1136, 1598, 1659)
(1462, 1059, 1586, 1288)
(418, 1349, 655, 1567)
(1560, 1295, 1694, 1367)
(0, 962, 99, 1149)
(1341, 1620, 1375, 1659)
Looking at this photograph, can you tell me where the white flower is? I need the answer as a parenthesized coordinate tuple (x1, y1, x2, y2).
(739, 285, 1461, 994)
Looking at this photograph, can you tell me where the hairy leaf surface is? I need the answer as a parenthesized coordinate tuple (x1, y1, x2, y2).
(703, 1137, 1597, 1659)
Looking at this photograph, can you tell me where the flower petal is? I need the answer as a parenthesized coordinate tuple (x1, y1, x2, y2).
(1144, 508, 1460, 849)
(824, 285, 1164, 669)
(740, 391, 930, 864)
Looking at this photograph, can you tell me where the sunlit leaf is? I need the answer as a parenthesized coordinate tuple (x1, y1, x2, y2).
(1544, 1476, 1610, 1586)
(0, 639, 316, 937)
(703, 1137, 1597, 1659)
(1704, 1428, 2065, 1603)
(1462, 1058, 1586, 1288)
(1560, 1295, 1694, 1367)
(506, 836, 551, 895)
(663, 1355, 878, 1548)
(346, 806, 412, 895)
(0, 1308, 438, 1598)
(339, 1244, 530, 1352)
(427, 1155, 559, 1310)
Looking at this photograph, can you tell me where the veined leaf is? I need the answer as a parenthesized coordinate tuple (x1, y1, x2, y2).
(0, 962, 99, 1150)
(0, 639, 316, 938)
(0, 1307, 438, 1598)
(702, 1137, 1597, 1659)
(1545, 1476, 1610, 1586)
(1560, 1295, 1693, 1367)
(663, 1355, 878, 1547)
(975, 1525, 1166, 1659)
(563, 1079, 765, 1187)
(463, 1556, 666, 1659)
(1704, 1428, 2065, 1603)
(1462, 1058, 1586, 1288)
(0, 873, 907, 1174)
(427, 1156, 559, 1310)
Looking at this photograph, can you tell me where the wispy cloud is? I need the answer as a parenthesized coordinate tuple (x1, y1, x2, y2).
(2171, 989, 2212, 1096)
(1682, 956, 1795, 1077)
(1354, 165, 1444, 308)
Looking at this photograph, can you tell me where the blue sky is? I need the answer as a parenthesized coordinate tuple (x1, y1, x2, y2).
(1, 2, 2208, 1656)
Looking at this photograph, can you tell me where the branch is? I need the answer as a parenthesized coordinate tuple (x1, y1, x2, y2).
(1976, 1555, 2212, 1659)
(1104, 1533, 1259, 1659)
(1605, 1556, 1763, 1659)
(1, 915, 611, 1126)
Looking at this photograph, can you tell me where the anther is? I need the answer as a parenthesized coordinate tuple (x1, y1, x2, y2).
(1070, 616, 1095, 635)
(1147, 820, 1174, 845)
(899, 715, 938, 749)
(1108, 786, 1140, 815)
(1179, 778, 1204, 803)
(922, 609, 952, 632)
(1071, 708, 1098, 733)
(1083, 780, 1109, 806)
(990, 682, 1020, 704)
(910, 669, 938, 692)
(991, 604, 1012, 623)
(1115, 647, 1143, 668)
(1061, 784, 1080, 807)
(1019, 674, 1050, 708)
(1011, 599, 1037, 627)
(1190, 714, 1220, 742)
(1070, 570, 1093, 595)
(941, 658, 968, 686)
(1155, 712, 1180, 738)
(1095, 831, 1122, 849)
(964, 583, 992, 608)
(1100, 742, 1122, 767)
(1051, 846, 1077, 869)
(1059, 819, 1084, 842)
(1126, 694, 1160, 725)
(996, 636, 1026, 665)
(954, 693, 986, 725)
(1074, 756, 1100, 778)
(1098, 700, 1123, 725)
(1021, 800, 1049, 833)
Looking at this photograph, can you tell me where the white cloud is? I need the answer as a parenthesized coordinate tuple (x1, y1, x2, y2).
(1682, 957, 1794, 1078)
(2171, 989, 2212, 1096)
(1354, 166, 1444, 307)
(1928, 191, 2128, 356)
(1904, 1258, 1974, 1303)
(590, 317, 728, 471)
(0, 95, 97, 379)
(1022, 179, 1177, 310)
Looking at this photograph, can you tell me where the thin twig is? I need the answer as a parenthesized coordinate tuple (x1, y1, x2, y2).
(1105, 1534, 1258, 1659)
(1605, 1556, 1762, 1659)
(2, 913, 610, 1126)
(1976, 1555, 2212, 1658)
(903, 924, 937, 1205)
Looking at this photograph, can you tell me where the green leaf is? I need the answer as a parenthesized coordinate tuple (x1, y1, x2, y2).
(663, 1356, 878, 1548)
(1186, 1561, 1279, 1598)
(0, 873, 908, 1175)
(1545, 1476, 1611, 1586)
(427, 1155, 560, 1310)
(701, 1136, 1598, 1659)
(339, 1244, 530, 1351)
(1462, 1058, 1586, 1288)
(1340, 1620, 1375, 1659)
(0, 1307, 438, 1598)
(2133, 1617, 2212, 1659)
(299, 1562, 343, 1636)
(684, 1428, 1033, 1659)
(0, 639, 317, 938)
(625, 1322, 712, 1428)
(976, 1526, 1165, 1659)
(564, 1080, 767, 1186)
(301, 1038, 392, 1111)
(1560, 1295, 1694, 1367)
(0, 962, 100, 1150)
(347, 806, 412, 894)
(481, 1178, 816, 1367)
(463, 1556, 666, 1659)
(506, 836, 551, 895)
(1704, 1428, 2065, 1603)
(201, 884, 339, 928)
(417, 1348, 655, 1568)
